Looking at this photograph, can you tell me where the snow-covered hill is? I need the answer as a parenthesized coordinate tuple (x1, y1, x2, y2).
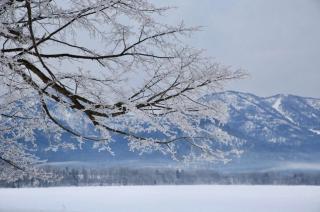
(38, 91, 320, 171)
(205, 91, 320, 146)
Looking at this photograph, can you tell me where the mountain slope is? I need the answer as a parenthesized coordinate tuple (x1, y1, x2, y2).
(37, 91, 320, 171)
(205, 91, 320, 146)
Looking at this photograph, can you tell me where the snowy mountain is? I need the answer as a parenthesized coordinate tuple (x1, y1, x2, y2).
(205, 91, 320, 147)
(39, 91, 320, 171)
(200, 91, 320, 171)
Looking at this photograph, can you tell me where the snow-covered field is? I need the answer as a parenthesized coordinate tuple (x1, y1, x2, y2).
(0, 185, 319, 212)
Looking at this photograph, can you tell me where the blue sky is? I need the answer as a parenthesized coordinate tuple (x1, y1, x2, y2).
(153, 0, 320, 97)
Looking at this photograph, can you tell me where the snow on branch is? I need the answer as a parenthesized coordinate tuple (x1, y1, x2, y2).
(0, 0, 245, 180)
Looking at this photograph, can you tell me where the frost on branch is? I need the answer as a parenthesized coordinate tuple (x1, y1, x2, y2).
(0, 0, 245, 180)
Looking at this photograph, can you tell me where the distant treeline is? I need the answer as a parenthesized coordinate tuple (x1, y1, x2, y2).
(1, 166, 320, 188)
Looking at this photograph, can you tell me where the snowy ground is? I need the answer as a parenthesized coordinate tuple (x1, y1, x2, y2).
(0, 185, 319, 212)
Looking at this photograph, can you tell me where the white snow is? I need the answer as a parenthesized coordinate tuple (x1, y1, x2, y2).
(0, 186, 320, 212)
(306, 98, 320, 110)
(272, 97, 282, 111)
(272, 97, 296, 124)
(310, 129, 320, 135)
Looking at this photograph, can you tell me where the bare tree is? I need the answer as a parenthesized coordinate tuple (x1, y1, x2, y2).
(0, 0, 244, 180)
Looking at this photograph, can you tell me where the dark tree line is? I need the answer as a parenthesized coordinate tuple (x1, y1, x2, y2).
(1, 166, 320, 188)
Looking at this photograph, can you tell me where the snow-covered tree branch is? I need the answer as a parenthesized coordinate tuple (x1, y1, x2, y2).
(0, 0, 245, 180)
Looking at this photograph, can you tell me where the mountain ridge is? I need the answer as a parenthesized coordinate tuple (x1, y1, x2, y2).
(36, 91, 320, 171)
